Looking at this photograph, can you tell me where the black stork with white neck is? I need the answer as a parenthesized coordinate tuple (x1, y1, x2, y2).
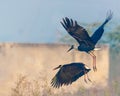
(60, 11, 113, 71)
(51, 62, 91, 88)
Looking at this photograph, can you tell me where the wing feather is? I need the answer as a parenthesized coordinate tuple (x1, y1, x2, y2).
(51, 63, 86, 88)
(91, 11, 113, 44)
(61, 17, 92, 44)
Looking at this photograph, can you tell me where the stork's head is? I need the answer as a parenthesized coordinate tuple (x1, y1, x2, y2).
(53, 65, 62, 70)
(67, 45, 74, 52)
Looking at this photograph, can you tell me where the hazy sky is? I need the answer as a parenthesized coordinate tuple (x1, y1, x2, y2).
(0, 0, 120, 43)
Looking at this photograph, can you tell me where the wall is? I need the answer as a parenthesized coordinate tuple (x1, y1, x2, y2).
(0, 43, 109, 96)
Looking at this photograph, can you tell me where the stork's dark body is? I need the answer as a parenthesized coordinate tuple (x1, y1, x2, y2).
(51, 62, 91, 88)
(61, 11, 112, 71)
(77, 42, 95, 52)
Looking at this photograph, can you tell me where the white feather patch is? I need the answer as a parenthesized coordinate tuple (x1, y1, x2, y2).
(85, 65, 90, 70)
(94, 47, 101, 51)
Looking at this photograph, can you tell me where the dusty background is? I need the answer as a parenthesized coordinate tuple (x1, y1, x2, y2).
(0, 43, 109, 96)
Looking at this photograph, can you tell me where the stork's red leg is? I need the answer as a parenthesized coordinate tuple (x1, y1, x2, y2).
(84, 71, 87, 83)
(87, 73, 92, 82)
(89, 51, 97, 72)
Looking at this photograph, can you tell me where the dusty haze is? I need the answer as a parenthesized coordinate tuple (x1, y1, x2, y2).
(0, 43, 109, 96)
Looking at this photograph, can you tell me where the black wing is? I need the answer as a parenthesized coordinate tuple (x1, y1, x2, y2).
(51, 63, 86, 88)
(61, 17, 92, 45)
(91, 11, 113, 45)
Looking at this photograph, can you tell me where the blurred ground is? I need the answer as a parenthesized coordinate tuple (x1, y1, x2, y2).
(0, 43, 114, 96)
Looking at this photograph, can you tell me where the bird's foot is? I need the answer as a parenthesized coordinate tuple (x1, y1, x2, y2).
(84, 79, 87, 83)
(93, 66, 97, 72)
(88, 78, 92, 82)
(84, 78, 92, 83)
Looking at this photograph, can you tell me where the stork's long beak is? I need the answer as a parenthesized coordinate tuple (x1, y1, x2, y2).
(53, 65, 62, 70)
(67, 45, 74, 52)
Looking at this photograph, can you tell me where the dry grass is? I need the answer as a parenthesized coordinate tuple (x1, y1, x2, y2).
(11, 74, 56, 96)
(11, 74, 120, 96)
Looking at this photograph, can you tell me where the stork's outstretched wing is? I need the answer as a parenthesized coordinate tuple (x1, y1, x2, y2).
(61, 17, 92, 44)
(51, 63, 87, 88)
(91, 11, 113, 45)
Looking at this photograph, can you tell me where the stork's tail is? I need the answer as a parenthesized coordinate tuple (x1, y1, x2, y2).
(94, 47, 101, 51)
